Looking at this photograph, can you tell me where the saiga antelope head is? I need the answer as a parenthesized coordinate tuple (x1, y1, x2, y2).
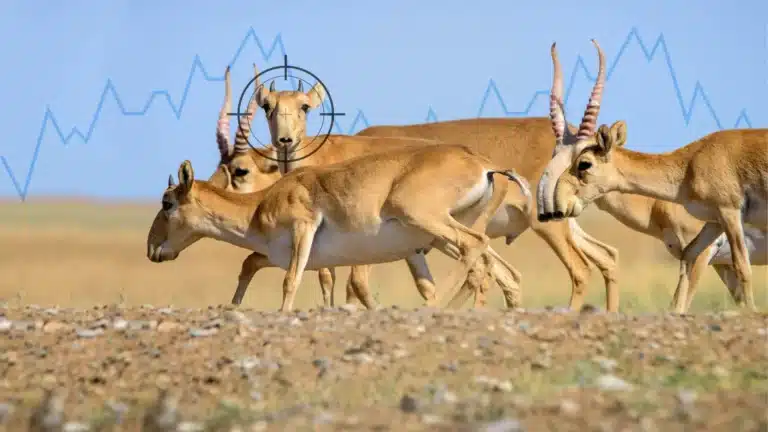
(536, 39, 627, 221)
(254, 75, 327, 152)
(147, 161, 204, 263)
(209, 65, 282, 193)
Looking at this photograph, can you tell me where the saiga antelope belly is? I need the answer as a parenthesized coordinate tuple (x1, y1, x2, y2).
(261, 171, 500, 270)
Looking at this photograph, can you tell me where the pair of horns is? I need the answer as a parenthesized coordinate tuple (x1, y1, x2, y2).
(265, 80, 304, 92)
(549, 39, 606, 143)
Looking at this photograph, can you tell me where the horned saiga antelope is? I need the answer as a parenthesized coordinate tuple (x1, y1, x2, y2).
(537, 39, 768, 312)
(146, 143, 530, 311)
(208, 66, 528, 309)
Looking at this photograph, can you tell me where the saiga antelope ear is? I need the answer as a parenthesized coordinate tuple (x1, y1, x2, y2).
(306, 82, 326, 109)
(609, 120, 627, 148)
(256, 81, 273, 108)
(595, 124, 613, 154)
(177, 160, 195, 195)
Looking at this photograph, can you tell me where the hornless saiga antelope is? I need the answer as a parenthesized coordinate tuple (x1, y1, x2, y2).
(146, 142, 530, 311)
(537, 39, 768, 313)
(208, 66, 530, 309)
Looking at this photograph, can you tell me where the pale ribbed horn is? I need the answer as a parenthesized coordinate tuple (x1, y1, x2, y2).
(576, 39, 606, 140)
(234, 64, 260, 154)
(216, 66, 232, 158)
(296, 80, 304, 92)
(549, 42, 565, 144)
(168, 174, 175, 187)
(269, 81, 276, 92)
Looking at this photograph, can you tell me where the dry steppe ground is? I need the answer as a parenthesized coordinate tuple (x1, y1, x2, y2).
(0, 200, 766, 431)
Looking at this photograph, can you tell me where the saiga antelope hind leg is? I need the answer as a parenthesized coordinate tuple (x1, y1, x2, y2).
(672, 222, 725, 314)
(344, 253, 438, 307)
(567, 219, 620, 311)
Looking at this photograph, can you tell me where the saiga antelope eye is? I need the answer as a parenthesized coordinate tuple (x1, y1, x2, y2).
(162, 201, 173, 211)
(577, 161, 593, 171)
(233, 168, 250, 177)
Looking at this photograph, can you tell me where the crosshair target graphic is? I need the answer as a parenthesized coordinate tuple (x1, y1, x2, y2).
(229, 55, 345, 163)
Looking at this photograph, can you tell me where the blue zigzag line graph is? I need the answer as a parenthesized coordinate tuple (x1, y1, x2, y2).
(1, 26, 755, 201)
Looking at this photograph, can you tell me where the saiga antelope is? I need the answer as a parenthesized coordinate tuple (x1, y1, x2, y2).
(537, 39, 768, 312)
(146, 143, 530, 311)
(209, 66, 528, 309)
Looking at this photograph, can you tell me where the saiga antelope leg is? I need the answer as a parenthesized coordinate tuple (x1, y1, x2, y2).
(345, 253, 438, 307)
(399, 211, 490, 303)
(404, 252, 438, 305)
(669, 240, 710, 313)
(444, 248, 523, 309)
(280, 220, 320, 312)
(447, 251, 493, 309)
(673, 222, 724, 314)
(711, 264, 744, 307)
(231, 252, 272, 305)
(233, 252, 336, 307)
(567, 219, 620, 312)
(438, 172, 514, 308)
(347, 265, 377, 309)
(317, 267, 336, 307)
(717, 209, 755, 311)
(530, 220, 594, 311)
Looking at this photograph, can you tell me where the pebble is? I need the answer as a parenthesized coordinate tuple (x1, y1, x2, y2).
(177, 421, 204, 432)
(421, 414, 443, 425)
(483, 418, 524, 432)
(0, 319, 10, 332)
(223, 310, 251, 325)
(157, 321, 185, 332)
(312, 358, 331, 369)
(112, 319, 128, 331)
(559, 399, 580, 417)
(340, 303, 360, 314)
(399, 394, 420, 413)
(593, 356, 618, 372)
(189, 327, 219, 337)
(12, 321, 35, 331)
(63, 422, 91, 432)
(43, 321, 70, 333)
(596, 374, 633, 392)
(76, 328, 104, 338)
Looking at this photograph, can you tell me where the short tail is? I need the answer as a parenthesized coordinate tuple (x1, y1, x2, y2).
(488, 169, 531, 200)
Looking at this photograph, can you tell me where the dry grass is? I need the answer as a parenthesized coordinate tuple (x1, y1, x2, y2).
(0, 199, 766, 312)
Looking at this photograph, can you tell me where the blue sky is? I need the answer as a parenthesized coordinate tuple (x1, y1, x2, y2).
(0, 0, 764, 200)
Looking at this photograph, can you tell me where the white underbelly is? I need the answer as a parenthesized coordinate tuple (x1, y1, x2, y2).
(708, 226, 768, 266)
(744, 190, 768, 229)
(265, 219, 435, 270)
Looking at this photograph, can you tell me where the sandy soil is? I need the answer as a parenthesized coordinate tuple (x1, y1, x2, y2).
(0, 305, 766, 431)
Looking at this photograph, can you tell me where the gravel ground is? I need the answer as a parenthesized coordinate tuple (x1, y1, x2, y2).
(0, 304, 766, 431)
